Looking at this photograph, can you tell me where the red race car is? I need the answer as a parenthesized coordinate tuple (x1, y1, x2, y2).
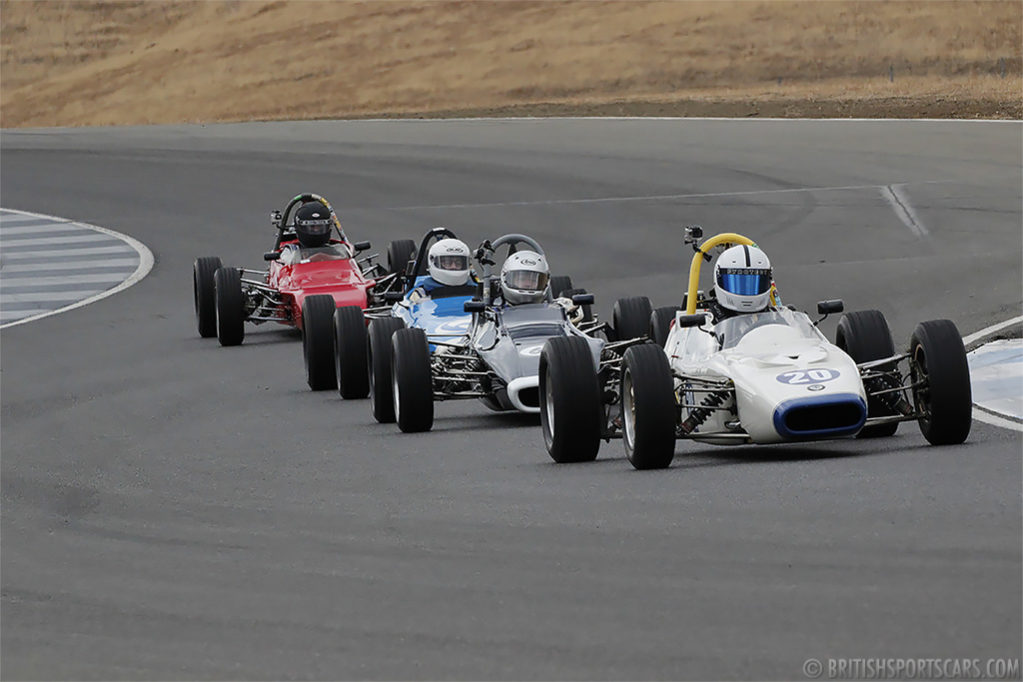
(193, 193, 412, 389)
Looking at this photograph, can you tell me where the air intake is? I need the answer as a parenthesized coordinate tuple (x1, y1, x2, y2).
(773, 394, 866, 439)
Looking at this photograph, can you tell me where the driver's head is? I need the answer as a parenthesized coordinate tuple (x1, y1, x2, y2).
(501, 250, 549, 305)
(714, 244, 772, 313)
(294, 202, 332, 248)
(427, 238, 471, 286)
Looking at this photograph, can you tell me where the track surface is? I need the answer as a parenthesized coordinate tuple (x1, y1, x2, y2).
(2, 120, 1021, 680)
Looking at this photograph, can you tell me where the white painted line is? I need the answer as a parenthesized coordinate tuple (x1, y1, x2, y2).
(0, 245, 136, 260)
(281, 116, 1023, 124)
(0, 258, 139, 273)
(0, 234, 112, 247)
(880, 184, 929, 238)
(0, 310, 35, 322)
(972, 408, 1023, 431)
(0, 208, 154, 330)
(0, 224, 99, 236)
(0, 273, 127, 286)
(962, 315, 1023, 346)
(388, 181, 932, 211)
(1, 290, 104, 303)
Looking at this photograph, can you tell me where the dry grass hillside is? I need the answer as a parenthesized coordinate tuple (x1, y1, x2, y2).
(1, 0, 1020, 127)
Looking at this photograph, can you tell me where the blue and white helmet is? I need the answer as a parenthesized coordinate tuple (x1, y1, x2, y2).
(714, 244, 772, 313)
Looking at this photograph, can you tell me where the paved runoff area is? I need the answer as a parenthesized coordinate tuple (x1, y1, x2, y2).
(968, 339, 1023, 422)
(0, 208, 143, 326)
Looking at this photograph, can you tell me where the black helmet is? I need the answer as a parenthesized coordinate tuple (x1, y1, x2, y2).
(294, 203, 333, 248)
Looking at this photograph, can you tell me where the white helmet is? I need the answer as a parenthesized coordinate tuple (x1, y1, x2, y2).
(501, 250, 549, 305)
(427, 238, 471, 286)
(713, 244, 773, 313)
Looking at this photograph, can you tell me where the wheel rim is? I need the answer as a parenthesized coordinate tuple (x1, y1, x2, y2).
(913, 344, 931, 422)
(544, 377, 556, 437)
(622, 368, 636, 451)
(392, 366, 401, 423)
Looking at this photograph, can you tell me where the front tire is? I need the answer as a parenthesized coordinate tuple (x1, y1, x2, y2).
(621, 344, 676, 470)
(194, 256, 222, 338)
(539, 337, 602, 463)
(392, 328, 434, 433)
(334, 305, 369, 399)
(612, 296, 652, 342)
(836, 309, 899, 437)
(368, 317, 406, 423)
(302, 295, 337, 391)
(214, 266, 245, 346)
(910, 319, 972, 445)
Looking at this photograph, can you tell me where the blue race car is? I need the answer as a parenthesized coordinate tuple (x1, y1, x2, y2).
(327, 228, 478, 418)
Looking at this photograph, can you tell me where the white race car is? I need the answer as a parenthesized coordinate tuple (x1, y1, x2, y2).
(539, 228, 973, 469)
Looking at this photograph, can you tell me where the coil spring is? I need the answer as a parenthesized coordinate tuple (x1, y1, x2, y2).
(868, 372, 914, 416)
(680, 390, 730, 434)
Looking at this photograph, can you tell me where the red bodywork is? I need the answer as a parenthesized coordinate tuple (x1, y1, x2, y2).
(266, 240, 374, 330)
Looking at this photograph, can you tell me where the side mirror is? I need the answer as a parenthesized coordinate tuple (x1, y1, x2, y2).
(676, 313, 707, 328)
(571, 293, 595, 306)
(269, 210, 282, 228)
(353, 240, 371, 253)
(263, 251, 280, 261)
(464, 299, 486, 313)
(383, 291, 403, 303)
(817, 299, 844, 315)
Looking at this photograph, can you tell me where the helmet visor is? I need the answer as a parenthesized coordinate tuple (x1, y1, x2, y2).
(717, 268, 772, 296)
(297, 219, 331, 236)
(434, 254, 469, 271)
(505, 270, 549, 292)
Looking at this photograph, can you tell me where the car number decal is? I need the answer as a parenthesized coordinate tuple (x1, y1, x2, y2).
(776, 368, 839, 384)
(520, 344, 544, 357)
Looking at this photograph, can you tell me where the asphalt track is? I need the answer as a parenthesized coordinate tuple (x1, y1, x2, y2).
(1, 119, 1021, 680)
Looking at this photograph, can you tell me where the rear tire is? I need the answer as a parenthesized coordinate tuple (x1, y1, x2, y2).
(539, 337, 602, 463)
(836, 310, 899, 437)
(621, 344, 676, 470)
(612, 296, 652, 342)
(334, 306, 369, 399)
(392, 328, 434, 433)
(214, 266, 245, 347)
(650, 305, 680, 347)
(368, 317, 406, 423)
(911, 319, 972, 445)
(194, 256, 222, 338)
(303, 295, 338, 391)
(387, 239, 417, 277)
(550, 275, 574, 298)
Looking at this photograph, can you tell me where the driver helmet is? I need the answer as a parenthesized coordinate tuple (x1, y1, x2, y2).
(427, 238, 472, 286)
(501, 250, 549, 305)
(714, 244, 773, 313)
(294, 202, 333, 248)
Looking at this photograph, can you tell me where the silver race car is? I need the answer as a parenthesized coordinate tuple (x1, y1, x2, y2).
(375, 234, 605, 432)
(539, 228, 972, 469)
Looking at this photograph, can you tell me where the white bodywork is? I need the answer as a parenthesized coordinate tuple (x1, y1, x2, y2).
(664, 307, 867, 444)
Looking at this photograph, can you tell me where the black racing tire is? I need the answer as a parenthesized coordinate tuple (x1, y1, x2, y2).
(392, 328, 434, 433)
(612, 296, 652, 342)
(539, 336, 602, 463)
(910, 319, 972, 445)
(333, 305, 369, 399)
(302, 295, 338, 391)
(368, 317, 406, 423)
(387, 239, 417, 277)
(650, 305, 681, 348)
(550, 275, 574, 298)
(836, 310, 898, 437)
(194, 256, 222, 338)
(214, 266, 245, 347)
(621, 344, 677, 470)
(560, 287, 594, 324)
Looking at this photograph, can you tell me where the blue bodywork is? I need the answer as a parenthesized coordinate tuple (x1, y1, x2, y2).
(391, 276, 474, 351)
